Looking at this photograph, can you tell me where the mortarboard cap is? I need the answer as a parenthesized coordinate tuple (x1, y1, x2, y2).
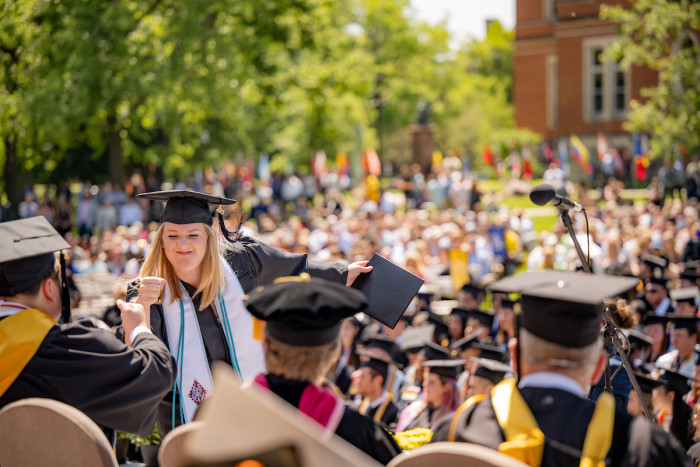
(467, 309, 496, 329)
(488, 271, 639, 348)
(357, 350, 391, 381)
(665, 313, 699, 334)
(430, 300, 459, 317)
(422, 341, 452, 361)
(243, 275, 368, 346)
(631, 372, 664, 395)
(625, 330, 654, 350)
(656, 368, 692, 395)
(643, 314, 668, 328)
(0, 217, 70, 296)
(640, 253, 669, 279)
(450, 307, 469, 323)
(421, 359, 464, 380)
(400, 326, 434, 353)
(500, 299, 519, 310)
(350, 254, 425, 329)
(425, 311, 449, 337)
(680, 267, 700, 285)
(470, 357, 512, 385)
(670, 287, 699, 305)
(450, 330, 482, 353)
(459, 283, 482, 298)
(647, 277, 668, 290)
(362, 333, 396, 355)
(472, 343, 509, 363)
(138, 190, 236, 226)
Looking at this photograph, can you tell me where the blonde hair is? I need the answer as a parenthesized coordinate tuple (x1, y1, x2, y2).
(263, 331, 340, 383)
(140, 224, 224, 311)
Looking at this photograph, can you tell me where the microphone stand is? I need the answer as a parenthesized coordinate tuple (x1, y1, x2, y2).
(557, 207, 654, 422)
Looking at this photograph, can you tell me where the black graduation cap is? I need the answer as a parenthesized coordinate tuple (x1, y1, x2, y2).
(500, 298, 519, 310)
(450, 307, 469, 323)
(362, 333, 396, 355)
(470, 357, 512, 385)
(243, 274, 368, 346)
(425, 311, 450, 343)
(631, 372, 664, 395)
(467, 309, 495, 329)
(472, 343, 509, 363)
(450, 330, 482, 353)
(656, 368, 691, 395)
(459, 283, 482, 298)
(670, 287, 699, 305)
(422, 341, 452, 361)
(0, 217, 70, 296)
(680, 268, 700, 285)
(488, 271, 640, 348)
(643, 314, 668, 328)
(640, 253, 669, 278)
(647, 277, 668, 290)
(138, 190, 238, 241)
(356, 350, 391, 381)
(400, 326, 434, 353)
(625, 330, 654, 350)
(665, 313, 699, 334)
(421, 359, 465, 380)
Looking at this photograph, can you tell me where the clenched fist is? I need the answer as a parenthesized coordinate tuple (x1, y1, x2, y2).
(133, 276, 166, 310)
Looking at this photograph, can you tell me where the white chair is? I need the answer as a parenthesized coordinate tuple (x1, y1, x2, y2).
(0, 398, 118, 467)
(387, 442, 529, 467)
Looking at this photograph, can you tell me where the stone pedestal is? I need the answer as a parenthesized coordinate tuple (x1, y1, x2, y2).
(410, 124, 435, 174)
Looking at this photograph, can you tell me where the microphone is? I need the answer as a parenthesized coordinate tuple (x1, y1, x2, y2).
(529, 183, 583, 212)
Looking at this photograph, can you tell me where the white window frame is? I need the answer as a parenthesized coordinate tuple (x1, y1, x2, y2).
(582, 36, 629, 122)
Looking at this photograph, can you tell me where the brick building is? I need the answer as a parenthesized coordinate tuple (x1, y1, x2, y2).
(513, 0, 657, 161)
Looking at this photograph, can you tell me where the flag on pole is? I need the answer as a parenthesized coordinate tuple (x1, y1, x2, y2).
(544, 142, 554, 164)
(522, 145, 533, 179)
(597, 132, 608, 162)
(510, 147, 522, 179)
(364, 149, 382, 176)
(633, 133, 649, 181)
(482, 144, 493, 166)
(336, 152, 348, 176)
(569, 134, 592, 174)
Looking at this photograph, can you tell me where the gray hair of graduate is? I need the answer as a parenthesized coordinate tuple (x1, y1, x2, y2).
(520, 328, 602, 372)
(263, 329, 341, 383)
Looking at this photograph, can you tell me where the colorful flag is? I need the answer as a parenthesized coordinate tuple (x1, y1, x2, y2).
(558, 138, 570, 177)
(633, 133, 649, 181)
(544, 142, 554, 164)
(569, 135, 592, 174)
(312, 150, 327, 179)
(363, 149, 382, 176)
(482, 144, 493, 166)
(597, 132, 608, 162)
(432, 150, 443, 170)
(522, 145, 533, 179)
(449, 249, 469, 293)
(336, 152, 348, 176)
(510, 147, 522, 179)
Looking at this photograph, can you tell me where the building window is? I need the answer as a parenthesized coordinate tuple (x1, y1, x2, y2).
(583, 37, 628, 121)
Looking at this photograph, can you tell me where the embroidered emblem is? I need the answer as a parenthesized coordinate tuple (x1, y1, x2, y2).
(188, 379, 207, 405)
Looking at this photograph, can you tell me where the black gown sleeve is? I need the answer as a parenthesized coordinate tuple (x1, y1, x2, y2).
(335, 407, 401, 465)
(228, 235, 347, 291)
(13, 318, 175, 436)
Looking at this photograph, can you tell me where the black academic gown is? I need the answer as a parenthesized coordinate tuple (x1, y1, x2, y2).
(0, 317, 175, 436)
(432, 386, 690, 467)
(264, 374, 401, 465)
(366, 399, 400, 430)
(126, 236, 348, 436)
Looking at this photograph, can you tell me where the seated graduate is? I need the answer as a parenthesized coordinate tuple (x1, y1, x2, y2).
(243, 274, 401, 465)
(464, 357, 511, 400)
(353, 351, 400, 430)
(431, 270, 689, 467)
(0, 217, 175, 438)
(395, 359, 463, 433)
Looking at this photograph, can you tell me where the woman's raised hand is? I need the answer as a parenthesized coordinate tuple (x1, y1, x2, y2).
(134, 276, 166, 309)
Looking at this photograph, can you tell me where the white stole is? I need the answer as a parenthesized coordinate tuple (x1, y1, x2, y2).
(162, 256, 265, 424)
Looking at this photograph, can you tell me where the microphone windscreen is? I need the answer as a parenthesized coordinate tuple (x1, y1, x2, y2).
(529, 183, 556, 206)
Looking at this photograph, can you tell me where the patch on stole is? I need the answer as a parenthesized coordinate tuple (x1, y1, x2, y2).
(188, 379, 207, 405)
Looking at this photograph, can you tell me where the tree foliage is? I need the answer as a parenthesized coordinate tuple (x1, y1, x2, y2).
(601, 0, 700, 160)
(0, 0, 521, 207)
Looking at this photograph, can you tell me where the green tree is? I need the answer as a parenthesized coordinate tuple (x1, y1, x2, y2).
(601, 0, 700, 160)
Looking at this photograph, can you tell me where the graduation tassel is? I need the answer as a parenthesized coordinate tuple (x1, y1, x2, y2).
(217, 204, 237, 243)
(59, 252, 71, 323)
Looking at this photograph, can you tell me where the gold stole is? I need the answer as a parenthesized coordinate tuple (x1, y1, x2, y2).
(0, 308, 56, 397)
(448, 378, 615, 467)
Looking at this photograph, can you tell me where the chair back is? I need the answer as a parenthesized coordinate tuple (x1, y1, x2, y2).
(0, 398, 118, 467)
(387, 442, 529, 467)
(158, 421, 203, 467)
